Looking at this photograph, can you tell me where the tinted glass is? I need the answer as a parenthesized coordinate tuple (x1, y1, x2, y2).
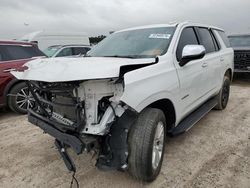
(176, 27, 199, 61)
(0, 47, 8, 61)
(198, 28, 216, 53)
(228, 35, 250, 47)
(56, 48, 73, 57)
(43, 46, 61, 57)
(210, 30, 220, 51)
(0, 49, 3, 61)
(88, 27, 176, 58)
(73, 47, 87, 55)
(217, 31, 231, 48)
(0, 45, 44, 61)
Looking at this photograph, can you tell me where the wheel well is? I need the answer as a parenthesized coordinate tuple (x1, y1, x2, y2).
(4, 80, 24, 105)
(225, 68, 232, 81)
(148, 99, 176, 131)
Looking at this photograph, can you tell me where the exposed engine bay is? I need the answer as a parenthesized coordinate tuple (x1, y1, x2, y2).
(26, 79, 137, 171)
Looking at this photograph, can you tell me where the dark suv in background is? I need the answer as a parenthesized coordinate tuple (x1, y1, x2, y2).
(0, 41, 45, 113)
(229, 34, 250, 72)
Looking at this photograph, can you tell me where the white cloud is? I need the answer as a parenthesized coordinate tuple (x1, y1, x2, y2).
(0, 0, 249, 39)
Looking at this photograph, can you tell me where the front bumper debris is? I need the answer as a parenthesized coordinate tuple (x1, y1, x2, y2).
(28, 109, 84, 154)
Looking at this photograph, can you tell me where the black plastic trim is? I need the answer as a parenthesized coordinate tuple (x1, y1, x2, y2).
(28, 110, 84, 154)
(168, 97, 217, 136)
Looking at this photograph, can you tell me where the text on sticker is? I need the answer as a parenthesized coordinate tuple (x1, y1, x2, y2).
(149, 34, 171, 39)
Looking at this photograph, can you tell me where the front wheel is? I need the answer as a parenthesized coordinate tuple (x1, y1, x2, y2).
(8, 82, 36, 114)
(214, 76, 230, 110)
(128, 108, 166, 182)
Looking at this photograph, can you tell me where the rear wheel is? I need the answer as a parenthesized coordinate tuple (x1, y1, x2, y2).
(214, 76, 230, 110)
(128, 108, 166, 182)
(8, 82, 35, 114)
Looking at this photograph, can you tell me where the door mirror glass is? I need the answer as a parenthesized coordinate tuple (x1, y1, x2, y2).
(179, 45, 206, 66)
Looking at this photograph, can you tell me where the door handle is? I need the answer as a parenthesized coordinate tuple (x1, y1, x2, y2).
(3, 68, 16, 73)
(220, 57, 224, 62)
(202, 63, 208, 68)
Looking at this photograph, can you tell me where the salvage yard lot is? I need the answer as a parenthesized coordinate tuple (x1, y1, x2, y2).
(0, 77, 250, 188)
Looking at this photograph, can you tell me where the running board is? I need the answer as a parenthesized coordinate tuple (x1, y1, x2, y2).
(169, 97, 217, 136)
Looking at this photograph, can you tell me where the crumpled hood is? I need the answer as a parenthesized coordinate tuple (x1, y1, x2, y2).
(11, 57, 155, 82)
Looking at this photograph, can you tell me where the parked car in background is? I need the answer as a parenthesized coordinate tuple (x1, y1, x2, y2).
(43, 45, 91, 58)
(0, 40, 45, 113)
(229, 34, 250, 72)
(12, 22, 233, 181)
(19, 31, 90, 51)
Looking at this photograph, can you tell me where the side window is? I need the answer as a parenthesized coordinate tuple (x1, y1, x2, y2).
(217, 30, 231, 48)
(56, 48, 73, 57)
(85, 47, 91, 53)
(210, 30, 220, 51)
(73, 47, 86, 56)
(0, 48, 3, 61)
(0, 46, 9, 61)
(176, 27, 199, 61)
(197, 28, 216, 53)
(0, 45, 44, 61)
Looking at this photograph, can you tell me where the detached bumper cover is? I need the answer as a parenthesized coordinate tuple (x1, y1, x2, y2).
(28, 110, 84, 154)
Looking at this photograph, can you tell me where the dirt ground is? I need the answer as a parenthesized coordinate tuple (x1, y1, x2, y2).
(0, 77, 250, 188)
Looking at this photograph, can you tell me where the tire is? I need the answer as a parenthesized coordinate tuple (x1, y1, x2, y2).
(214, 76, 230, 110)
(8, 82, 35, 114)
(128, 108, 166, 182)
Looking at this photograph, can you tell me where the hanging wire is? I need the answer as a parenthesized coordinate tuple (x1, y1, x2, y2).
(70, 171, 79, 188)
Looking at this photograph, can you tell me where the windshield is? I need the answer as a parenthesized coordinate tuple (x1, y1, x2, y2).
(229, 35, 250, 47)
(88, 27, 176, 58)
(43, 46, 61, 57)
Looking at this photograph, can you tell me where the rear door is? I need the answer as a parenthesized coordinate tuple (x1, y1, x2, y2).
(196, 27, 221, 94)
(0, 47, 25, 104)
(0, 44, 43, 104)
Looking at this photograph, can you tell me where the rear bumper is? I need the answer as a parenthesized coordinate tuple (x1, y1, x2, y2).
(28, 109, 84, 154)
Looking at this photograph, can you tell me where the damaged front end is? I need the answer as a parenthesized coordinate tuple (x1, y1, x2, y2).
(26, 79, 137, 172)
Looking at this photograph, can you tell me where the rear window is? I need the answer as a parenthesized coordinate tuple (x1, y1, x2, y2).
(217, 31, 231, 48)
(0, 45, 45, 61)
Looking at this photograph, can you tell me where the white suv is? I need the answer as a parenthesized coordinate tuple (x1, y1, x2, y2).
(12, 22, 234, 181)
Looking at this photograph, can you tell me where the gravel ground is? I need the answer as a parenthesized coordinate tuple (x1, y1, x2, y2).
(0, 77, 249, 188)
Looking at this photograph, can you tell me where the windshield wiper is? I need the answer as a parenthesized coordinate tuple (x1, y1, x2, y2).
(102, 55, 147, 59)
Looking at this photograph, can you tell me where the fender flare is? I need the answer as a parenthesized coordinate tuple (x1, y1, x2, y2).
(121, 90, 176, 113)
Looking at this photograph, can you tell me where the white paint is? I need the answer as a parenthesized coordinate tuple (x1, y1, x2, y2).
(12, 22, 234, 135)
(11, 57, 155, 82)
(19, 31, 90, 50)
(182, 45, 205, 57)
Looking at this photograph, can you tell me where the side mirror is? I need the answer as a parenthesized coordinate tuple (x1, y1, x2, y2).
(179, 45, 206, 67)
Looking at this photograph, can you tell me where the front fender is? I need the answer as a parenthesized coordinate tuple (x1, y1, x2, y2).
(120, 60, 180, 114)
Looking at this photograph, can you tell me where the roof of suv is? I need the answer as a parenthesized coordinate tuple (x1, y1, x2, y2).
(48, 45, 91, 48)
(0, 40, 36, 46)
(116, 22, 224, 33)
